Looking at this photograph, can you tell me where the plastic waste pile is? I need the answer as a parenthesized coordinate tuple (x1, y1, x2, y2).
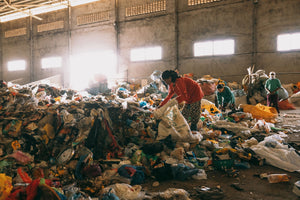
(0, 77, 300, 200)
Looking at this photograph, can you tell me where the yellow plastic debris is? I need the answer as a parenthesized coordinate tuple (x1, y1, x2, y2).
(0, 173, 13, 200)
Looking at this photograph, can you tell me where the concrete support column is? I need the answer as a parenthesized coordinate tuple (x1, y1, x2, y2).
(115, 0, 120, 74)
(175, 0, 179, 70)
(251, 0, 258, 68)
(0, 23, 3, 80)
(65, 0, 72, 88)
(29, 16, 34, 82)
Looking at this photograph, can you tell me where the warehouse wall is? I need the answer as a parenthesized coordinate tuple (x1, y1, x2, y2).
(118, 0, 176, 80)
(33, 10, 68, 84)
(255, 0, 300, 83)
(178, 0, 253, 81)
(71, 0, 115, 54)
(1, 18, 31, 84)
(69, 1, 116, 87)
(0, 0, 299, 87)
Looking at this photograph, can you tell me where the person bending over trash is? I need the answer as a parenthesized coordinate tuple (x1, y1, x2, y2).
(159, 70, 204, 131)
(216, 84, 236, 112)
(265, 71, 282, 114)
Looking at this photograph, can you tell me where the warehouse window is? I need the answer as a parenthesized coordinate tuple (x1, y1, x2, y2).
(70, 50, 116, 90)
(188, 0, 222, 6)
(5, 28, 27, 38)
(41, 57, 62, 69)
(7, 60, 26, 71)
(125, 0, 166, 17)
(277, 32, 300, 51)
(70, 0, 99, 6)
(131, 46, 162, 62)
(37, 21, 64, 33)
(194, 39, 234, 57)
(77, 11, 110, 25)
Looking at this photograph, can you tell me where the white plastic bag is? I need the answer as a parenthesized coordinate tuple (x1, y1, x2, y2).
(251, 135, 300, 172)
(102, 183, 145, 200)
(152, 188, 191, 200)
(278, 87, 289, 100)
(192, 169, 207, 180)
(154, 100, 202, 143)
(289, 91, 300, 106)
(253, 119, 274, 133)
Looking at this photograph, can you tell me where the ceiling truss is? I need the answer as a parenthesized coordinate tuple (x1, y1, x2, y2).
(0, 0, 68, 20)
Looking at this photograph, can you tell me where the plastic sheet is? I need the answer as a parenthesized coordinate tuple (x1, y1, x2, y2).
(241, 103, 278, 123)
(251, 135, 300, 172)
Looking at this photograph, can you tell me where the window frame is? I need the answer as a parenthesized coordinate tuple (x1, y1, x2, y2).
(194, 39, 235, 57)
(130, 46, 162, 62)
(41, 56, 62, 69)
(7, 60, 26, 71)
(277, 32, 300, 52)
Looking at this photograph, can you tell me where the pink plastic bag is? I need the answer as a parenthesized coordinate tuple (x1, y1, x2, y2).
(9, 151, 32, 164)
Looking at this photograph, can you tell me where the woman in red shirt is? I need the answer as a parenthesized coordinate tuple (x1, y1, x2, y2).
(159, 70, 204, 131)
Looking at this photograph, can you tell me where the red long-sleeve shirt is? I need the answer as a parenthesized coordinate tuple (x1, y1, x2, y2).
(160, 77, 204, 107)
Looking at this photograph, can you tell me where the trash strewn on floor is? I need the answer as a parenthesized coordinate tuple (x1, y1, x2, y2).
(0, 69, 300, 199)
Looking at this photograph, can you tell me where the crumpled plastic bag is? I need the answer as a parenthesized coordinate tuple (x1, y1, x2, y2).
(102, 183, 145, 200)
(151, 188, 191, 200)
(211, 120, 254, 139)
(9, 151, 33, 164)
(153, 99, 202, 143)
(241, 137, 258, 148)
(251, 135, 300, 172)
(60, 109, 76, 126)
(194, 186, 224, 200)
(153, 98, 178, 119)
(289, 91, 300, 106)
(278, 87, 289, 100)
(278, 99, 296, 110)
(201, 99, 221, 116)
(253, 119, 274, 133)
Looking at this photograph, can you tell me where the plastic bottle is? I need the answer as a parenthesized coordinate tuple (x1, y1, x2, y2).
(267, 174, 291, 183)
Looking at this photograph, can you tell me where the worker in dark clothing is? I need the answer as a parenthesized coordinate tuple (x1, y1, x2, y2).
(87, 74, 109, 95)
(159, 70, 204, 131)
(0, 80, 7, 88)
(265, 71, 282, 114)
(216, 84, 236, 112)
